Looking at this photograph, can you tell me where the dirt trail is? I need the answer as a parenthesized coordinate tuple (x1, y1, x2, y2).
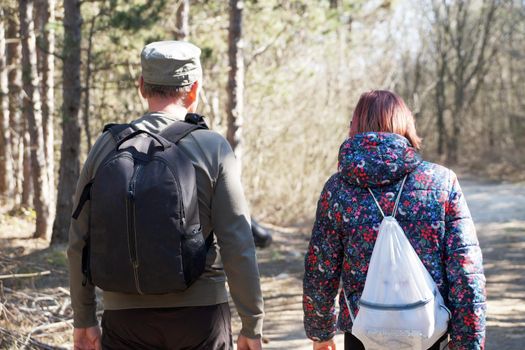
(461, 180, 525, 349)
(1, 179, 524, 349)
(231, 179, 525, 349)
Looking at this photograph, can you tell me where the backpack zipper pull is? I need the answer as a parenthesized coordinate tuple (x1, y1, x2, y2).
(128, 164, 142, 200)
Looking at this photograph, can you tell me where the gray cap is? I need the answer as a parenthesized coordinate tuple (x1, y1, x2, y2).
(141, 41, 202, 87)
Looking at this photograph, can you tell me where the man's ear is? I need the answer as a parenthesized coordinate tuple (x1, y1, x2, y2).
(139, 76, 146, 98)
(187, 81, 199, 104)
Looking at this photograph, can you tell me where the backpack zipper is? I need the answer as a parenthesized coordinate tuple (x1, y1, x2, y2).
(127, 164, 143, 295)
(152, 157, 186, 226)
(174, 173, 185, 226)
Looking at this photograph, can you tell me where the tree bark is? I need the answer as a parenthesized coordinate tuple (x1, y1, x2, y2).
(226, 0, 244, 163)
(436, 55, 447, 157)
(448, 79, 464, 164)
(175, 0, 189, 41)
(35, 0, 56, 209)
(6, 12, 24, 207)
(22, 120, 33, 207)
(0, 8, 15, 200)
(20, 0, 52, 239)
(52, 0, 82, 244)
(83, 13, 98, 150)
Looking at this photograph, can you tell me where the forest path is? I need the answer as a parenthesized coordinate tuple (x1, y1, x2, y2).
(0, 178, 524, 349)
(233, 179, 525, 349)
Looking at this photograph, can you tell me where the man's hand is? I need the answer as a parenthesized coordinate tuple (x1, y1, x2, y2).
(313, 338, 336, 350)
(73, 326, 102, 350)
(237, 334, 263, 350)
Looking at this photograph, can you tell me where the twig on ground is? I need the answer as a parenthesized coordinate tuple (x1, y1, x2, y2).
(0, 270, 51, 280)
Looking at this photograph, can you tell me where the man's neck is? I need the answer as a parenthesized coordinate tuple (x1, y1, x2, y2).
(147, 98, 188, 120)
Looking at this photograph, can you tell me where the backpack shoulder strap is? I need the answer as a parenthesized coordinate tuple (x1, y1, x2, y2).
(367, 187, 386, 218)
(392, 175, 408, 217)
(367, 175, 408, 218)
(72, 123, 134, 221)
(102, 123, 136, 144)
(72, 181, 93, 219)
(160, 113, 209, 144)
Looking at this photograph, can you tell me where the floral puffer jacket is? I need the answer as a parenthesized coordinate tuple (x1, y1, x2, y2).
(303, 132, 486, 349)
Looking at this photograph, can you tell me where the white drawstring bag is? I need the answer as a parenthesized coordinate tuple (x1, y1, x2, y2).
(343, 176, 450, 350)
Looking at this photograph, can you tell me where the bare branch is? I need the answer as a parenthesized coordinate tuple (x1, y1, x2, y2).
(246, 27, 287, 70)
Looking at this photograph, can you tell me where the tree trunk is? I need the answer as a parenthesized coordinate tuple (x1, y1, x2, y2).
(6, 12, 24, 207)
(35, 0, 56, 209)
(448, 84, 464, 164)
(0, 8, 15, 200)
(226, 0, 244, 162)
(83, 13, 98, 150)
(175, 0, 189, 41)
(20, 0, 52, 239)
(329, 0, 340, 9)
(436, 56, 446, 157)
(52, 0, 82, 244)
(22, 121, 33, 207)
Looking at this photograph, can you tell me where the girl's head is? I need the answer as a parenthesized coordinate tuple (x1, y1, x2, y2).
(349, 90, 421, 149)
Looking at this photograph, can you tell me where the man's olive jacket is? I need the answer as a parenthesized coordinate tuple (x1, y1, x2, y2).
(68, 112, 264, 338)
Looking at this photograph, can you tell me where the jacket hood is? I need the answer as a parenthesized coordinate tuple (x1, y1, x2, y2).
(338, 132, 422, 188)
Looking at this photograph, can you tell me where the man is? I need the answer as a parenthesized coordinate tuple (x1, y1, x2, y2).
(68, 41, 264, 350)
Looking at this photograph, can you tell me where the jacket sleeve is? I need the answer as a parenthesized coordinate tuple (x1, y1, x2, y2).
(444, 172, 487, 349)
(303, 176, 343, 341)
(67, 149, 98, 328)
(67, 133, 114, 328)
(211, 139, 264, 339)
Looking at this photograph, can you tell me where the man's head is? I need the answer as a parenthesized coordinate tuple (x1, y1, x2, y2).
(139, 41, 202, 112)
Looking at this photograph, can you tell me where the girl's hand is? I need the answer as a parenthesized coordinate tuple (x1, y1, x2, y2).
(313, 338, 336, 350)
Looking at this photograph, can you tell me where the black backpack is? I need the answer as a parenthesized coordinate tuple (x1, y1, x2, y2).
(72, 114, 211, 294)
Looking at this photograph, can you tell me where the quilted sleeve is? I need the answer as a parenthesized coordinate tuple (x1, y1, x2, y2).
(303, 176, 343, 341)
(444, 172, 487, 349)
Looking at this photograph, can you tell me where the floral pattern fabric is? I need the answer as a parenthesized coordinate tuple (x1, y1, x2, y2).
(303, 132, 486, 350)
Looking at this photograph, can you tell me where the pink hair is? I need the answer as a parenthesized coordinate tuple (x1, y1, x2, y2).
(350, 90, 422, 149)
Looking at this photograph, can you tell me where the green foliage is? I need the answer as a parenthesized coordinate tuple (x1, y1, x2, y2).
(75, 0, 174, 132)
(108, 0, 168, 32)
(71, 0, 366, 224)
(64, 0, 524, 225)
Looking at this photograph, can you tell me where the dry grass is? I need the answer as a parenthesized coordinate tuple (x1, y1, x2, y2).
(0, 242, 74, 349)
(0, 207, 74, 349)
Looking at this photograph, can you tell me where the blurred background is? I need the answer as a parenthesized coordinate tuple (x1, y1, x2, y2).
(0, 0, 524, 348)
